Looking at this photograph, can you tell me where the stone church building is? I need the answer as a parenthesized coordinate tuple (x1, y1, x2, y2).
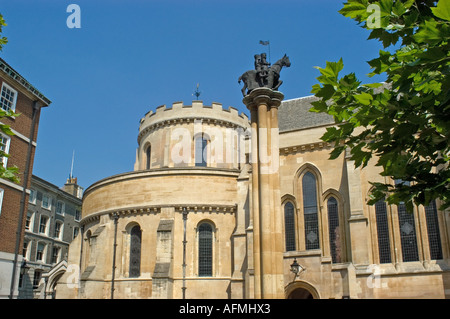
(52, 88, 449, 299)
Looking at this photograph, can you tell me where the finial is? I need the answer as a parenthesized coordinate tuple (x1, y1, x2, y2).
(193, 83, 201, 100)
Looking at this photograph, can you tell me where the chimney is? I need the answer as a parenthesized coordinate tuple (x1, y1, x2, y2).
(63, 176, 83, 199)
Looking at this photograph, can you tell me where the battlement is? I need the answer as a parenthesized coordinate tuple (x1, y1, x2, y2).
(139, 100, 250, 133)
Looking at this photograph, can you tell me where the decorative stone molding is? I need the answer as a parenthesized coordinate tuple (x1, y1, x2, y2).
(80, 204, 237, 226)
(280, 142, 332, 155)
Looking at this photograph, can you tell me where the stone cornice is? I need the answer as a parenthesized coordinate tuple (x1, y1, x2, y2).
(280, 141, 332, 155)
(80, 204, 237, 226)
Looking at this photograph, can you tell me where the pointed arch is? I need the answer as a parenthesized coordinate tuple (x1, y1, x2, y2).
(141, 142, 151, 170)
(323, 189, 345, 263)
(126, 222, 142, 278)
(197, 220, 215, 277)
(293, 163, 323, 251)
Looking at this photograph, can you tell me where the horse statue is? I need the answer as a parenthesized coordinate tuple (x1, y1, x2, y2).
(238, 54, 291, 97)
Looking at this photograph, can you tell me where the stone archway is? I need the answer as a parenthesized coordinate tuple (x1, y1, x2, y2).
(285, 281, 320, 299)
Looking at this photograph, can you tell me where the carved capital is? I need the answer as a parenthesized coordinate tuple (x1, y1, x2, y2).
(242, 88, 284, 112)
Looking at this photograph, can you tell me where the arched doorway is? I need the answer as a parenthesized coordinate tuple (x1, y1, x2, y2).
(285, 281, 320, 299)
(288, 288, 314, 299)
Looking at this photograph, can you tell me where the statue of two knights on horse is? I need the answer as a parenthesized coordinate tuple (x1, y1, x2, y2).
(238, 53, 291, 96)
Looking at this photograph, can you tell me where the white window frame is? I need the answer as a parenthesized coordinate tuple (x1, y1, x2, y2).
(54, 221, 64, 240)
(36, 242, 46, 262)
(75, 209, 81, 221)
(0, 133, 11, 168)
(42, 194, 51, 210)
(51, 246, 61, 264)
(25, 211, 35, 232)
(39, 215, 49, 235)
(0, 82, 18, 112)
(56, 200, 65, 215)
(28, 189, 37, 204)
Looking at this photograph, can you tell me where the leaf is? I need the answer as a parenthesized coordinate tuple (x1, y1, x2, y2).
(432, 0, 450, 21)
(354, 92, 373, 105)
(315, 84, 335, 100)
(310, 99, 329, 113)
(339, 0, 370, 21)
(414, 19, 443, 44)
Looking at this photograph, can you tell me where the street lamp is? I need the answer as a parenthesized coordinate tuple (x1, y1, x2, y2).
(290, 258, 304, 276)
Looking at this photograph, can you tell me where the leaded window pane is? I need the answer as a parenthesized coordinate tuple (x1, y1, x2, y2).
(327, 197, 341, 263)
(425, 200, 443, 260)
(198, 223, 213, 276)
(129, 225, 141, 278)
(284, 202, 296, 251)
(375, 200, 391, 263)
(398, 203, 419, 262)
(302, 172, 319, 250)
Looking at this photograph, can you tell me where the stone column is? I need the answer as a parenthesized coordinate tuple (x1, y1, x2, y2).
(345, 150, 370, 265)
(243, 87, 284, 299)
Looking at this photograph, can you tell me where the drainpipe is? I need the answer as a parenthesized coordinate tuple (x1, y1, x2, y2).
(111, 213, 119, 299)
(9, 100, 40, 299)
(182, 207, 188, 299)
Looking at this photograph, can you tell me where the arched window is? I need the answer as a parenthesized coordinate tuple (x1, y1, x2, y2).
(425, 200, 443, 260)
(375, 200, 391, 263)
(327, 197, 340, 263)
(395, 180, 419, 262)
(129, 225, 142, 278)
(146, 145, 151, 170)
(284, 202, 296, 251)
(195, 135, 208, 167)
(198, 222, 213, 276)
(302, 172, 319, 250)
(398, 202, 419, 262)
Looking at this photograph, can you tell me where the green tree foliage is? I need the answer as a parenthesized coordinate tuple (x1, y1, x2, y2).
(311, 0, 450, 210)
(0, 13, 20, 184)
(0, 13, 7, 51)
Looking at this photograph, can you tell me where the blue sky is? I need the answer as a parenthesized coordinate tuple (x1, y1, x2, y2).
(0, 0, 385, 190)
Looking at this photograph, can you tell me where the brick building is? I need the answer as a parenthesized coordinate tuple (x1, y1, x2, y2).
(0, 58, 51, 299)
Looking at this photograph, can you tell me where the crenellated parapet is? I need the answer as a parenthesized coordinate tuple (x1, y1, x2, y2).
(138, 101, 250, 144)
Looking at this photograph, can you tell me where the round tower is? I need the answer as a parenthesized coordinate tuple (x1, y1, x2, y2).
(135, 101, 250, 171)
(56, 101, 252, 299)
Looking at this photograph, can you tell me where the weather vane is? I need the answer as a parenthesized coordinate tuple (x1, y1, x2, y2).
(193, 83, 201, 99)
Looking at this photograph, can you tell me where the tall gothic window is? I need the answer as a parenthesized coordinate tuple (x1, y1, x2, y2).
(302, 172, 319, 250)
(146, 145, 151, 170)
(195, 136, 208, 167)
(375, 200, 391, 263)
(425, 200, 443, 260)
(284, 202, 296, 252)
(129, 225, 142, 278)
(198, 223, 213, 276)
(327, 197, 341, 263)
(398, 202, 419, 262)
(395, 180, 419, 262)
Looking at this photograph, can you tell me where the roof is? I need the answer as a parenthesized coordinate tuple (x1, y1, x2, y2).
(278, 95, 334, 132)
(0, 58, 51, 106)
